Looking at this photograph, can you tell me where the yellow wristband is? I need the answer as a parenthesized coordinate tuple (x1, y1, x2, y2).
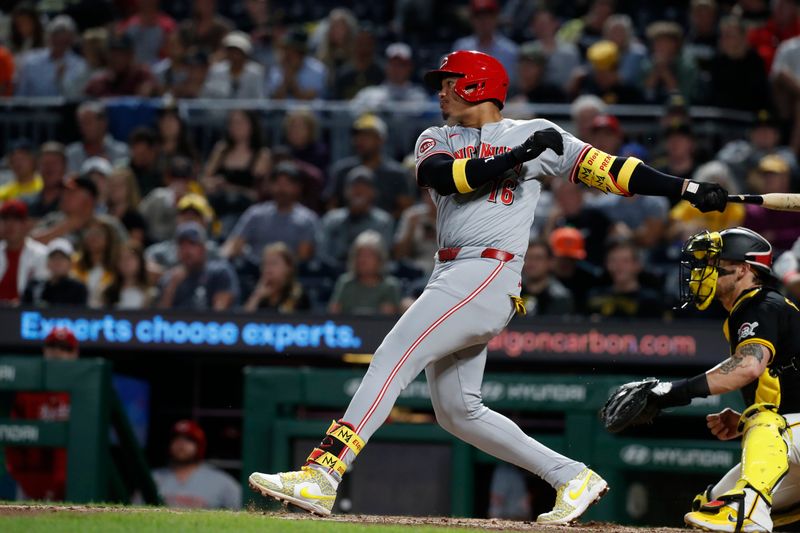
(617, 157, 642, 193)
(452, 158, 473, 193)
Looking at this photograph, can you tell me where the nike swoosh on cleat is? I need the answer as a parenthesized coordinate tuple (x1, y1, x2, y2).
(568, 474, 592, 500)
(299, 487, 336, 501)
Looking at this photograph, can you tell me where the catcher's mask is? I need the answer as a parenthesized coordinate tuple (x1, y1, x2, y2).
(680, 227, 774, 310)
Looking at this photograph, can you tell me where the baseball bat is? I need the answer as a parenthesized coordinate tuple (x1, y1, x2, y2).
(727, 193, 800, 212)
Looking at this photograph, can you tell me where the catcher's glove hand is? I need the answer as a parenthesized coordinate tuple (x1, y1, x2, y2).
(600, 378, 666, 433)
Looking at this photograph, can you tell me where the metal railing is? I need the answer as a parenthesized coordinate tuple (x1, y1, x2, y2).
(0, 97, 757, 163)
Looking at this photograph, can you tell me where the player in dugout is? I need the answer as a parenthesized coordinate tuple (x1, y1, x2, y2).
(249, 50, 728, 524)
(602, 227, 800, 532)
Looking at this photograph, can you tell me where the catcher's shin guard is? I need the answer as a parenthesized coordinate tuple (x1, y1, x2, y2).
(736, 404, 789, 505)
(306, 420, 365, 479)
(692, 484, 715, 511)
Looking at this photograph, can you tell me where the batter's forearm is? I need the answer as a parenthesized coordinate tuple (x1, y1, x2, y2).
(418, 152, 521, 195)
(572, 147, 684, 198)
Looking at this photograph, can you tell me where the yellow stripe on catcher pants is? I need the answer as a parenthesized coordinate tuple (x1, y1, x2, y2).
(735, 403, 790, 504)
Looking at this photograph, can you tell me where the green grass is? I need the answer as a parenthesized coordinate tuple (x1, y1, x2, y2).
(0, 509, 489, 533)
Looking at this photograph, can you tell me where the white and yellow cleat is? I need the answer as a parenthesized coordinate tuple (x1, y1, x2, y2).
(249, 466, 338, 516)
(536, 468, 609, 525)
(684, 488, 772, 532)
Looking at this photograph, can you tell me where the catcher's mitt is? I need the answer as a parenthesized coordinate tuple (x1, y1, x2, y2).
(600, 378, 663, 433)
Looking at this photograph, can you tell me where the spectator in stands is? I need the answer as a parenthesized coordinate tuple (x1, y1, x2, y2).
(327, 114, 413, 217)
(602, 14, 648, 89)
(544, 180, 611, 266)
(669, 161, 745, 241)
(79, 27, 109, 88)
(393, 192, 437, 275)
(314, 8, 358, 85)
(128, 127, 164, 196)
(332, 26, 383, 100)
(569, 94, 607, 140)
(654, 120, 699, 185)
(519, 239, 574, 316)
(145, 193, 218, 274)
(282, 108, 329, 181)
(139, 158, 201, 243)
(107, 166, 147, 245)
(152, 28, 190, 96)
(156, 104, 199, 165)
(453, 0, 518, 84)
(8, 3, 44, 57)
(22, 238, 88, 306)
(71, 216, 119, 309)
(351, 43, 428, 110)
(4, 326, 78, 502)
(558, 0, 614, 54)
(548, 227, 601, 314)
(716, 109, 797, 187)
(201, 31, 265, 99)
(118, 0, 176, 66)
(587, 114, 623, 154)
(32, 175, 126, 246)
(267, 28, 327, 100)
(84, 34, 157, 97)
(243, 242, 310, 312)
(317, 166, 394, 268)
(748, 0, 800, 71)
(643, 21, 699, 104)
(771, 34, 800, 154)
(65, 101, 129, 173)
(329, 230, 401, 316)
(685, 0, 719, 74)
(152, 420, 241, 509)
(223, 162, 318, 265)
(80, 157, 112, 211)
(744, 154, 800, 250)
(570, 40, 643, 104)
(586, 239, 666, 319)
(0, 200, 47, 304)
(178, 0, 233, 58)
(103, 241, 153, 309)
(0, 45, 13, 96)
(528, 9, 580, 90)
(14, 15, 87, 98)
(240, 0, 274, 68)
(202, 109, 270, 231)
(158, 222, 238, 310)
(507, 43, 565, 104)
(709, 15, 770, 111)
(0, 139, 42, 203)
(29, 142, 67, 219)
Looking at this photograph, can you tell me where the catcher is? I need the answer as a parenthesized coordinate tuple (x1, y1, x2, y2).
(602, 226, 800, 532)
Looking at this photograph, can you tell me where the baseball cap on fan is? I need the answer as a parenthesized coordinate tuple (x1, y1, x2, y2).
(352, 114, 388, 139)
(0, 199, 28, 219)
(386, 42, 412, 61)
(549, 227, 587, 260)
(590, 114, 622, 136)
(471, 0, 500, 13)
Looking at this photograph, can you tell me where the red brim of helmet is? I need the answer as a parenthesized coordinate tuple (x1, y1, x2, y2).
(423, 70, 464, 91)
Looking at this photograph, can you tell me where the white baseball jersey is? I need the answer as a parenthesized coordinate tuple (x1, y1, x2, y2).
(414, 118, 589, 257)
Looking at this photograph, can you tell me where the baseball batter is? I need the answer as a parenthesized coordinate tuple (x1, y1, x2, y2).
(249, 50, 728, 523)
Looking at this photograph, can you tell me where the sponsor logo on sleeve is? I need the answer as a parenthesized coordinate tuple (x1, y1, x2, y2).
(418, 138, 436, 155)
(737, 321, 759, 341)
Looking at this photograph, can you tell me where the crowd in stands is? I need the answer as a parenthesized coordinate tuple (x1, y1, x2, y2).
(2, 0, 800, 321)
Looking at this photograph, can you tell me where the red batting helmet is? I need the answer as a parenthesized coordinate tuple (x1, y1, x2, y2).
(424, 50, 509, 109)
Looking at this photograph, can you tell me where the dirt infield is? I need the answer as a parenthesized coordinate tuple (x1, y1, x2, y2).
(279, 512, 688, 532)
(0, 504, 690, 532)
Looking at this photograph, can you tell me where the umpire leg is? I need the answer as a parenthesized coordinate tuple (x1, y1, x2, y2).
(426, 344, 585, 488)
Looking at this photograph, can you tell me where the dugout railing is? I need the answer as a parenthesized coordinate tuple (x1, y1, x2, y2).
(242, 367, 745, 523)
(0, 356, 159, 504)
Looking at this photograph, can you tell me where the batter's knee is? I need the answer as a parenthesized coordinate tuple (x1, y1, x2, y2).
(431, 391, 485, 435)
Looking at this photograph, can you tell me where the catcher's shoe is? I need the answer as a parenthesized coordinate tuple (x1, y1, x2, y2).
(692, 484, 715, 511)
(249, 466, 338, 516)
(684, 488, 772, 532)
(536, 468, 609, 525)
